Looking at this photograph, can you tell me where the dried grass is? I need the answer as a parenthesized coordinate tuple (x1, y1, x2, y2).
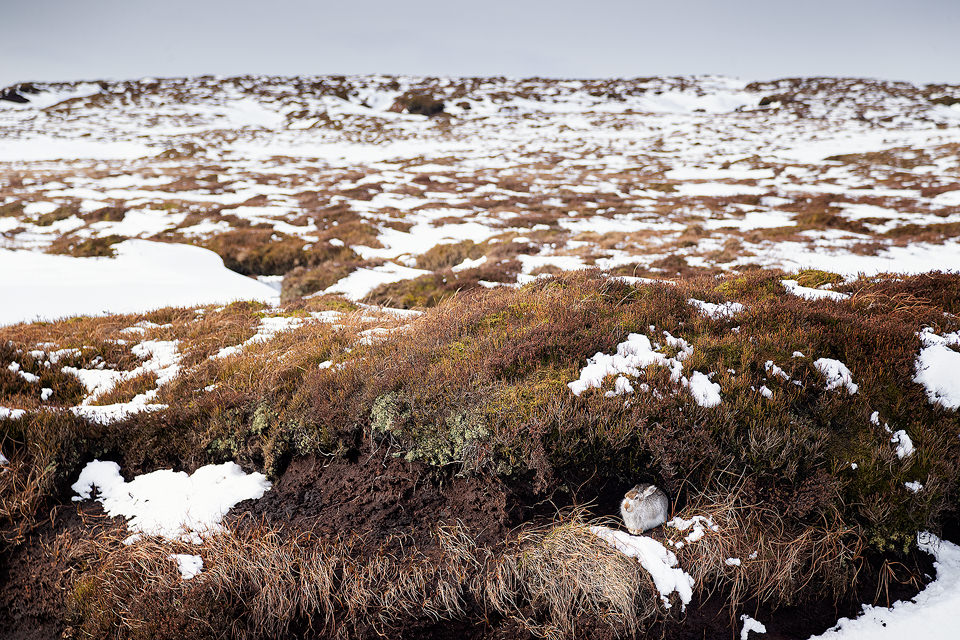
(669, 488, 862, 611)
(70, 513, 668, 639)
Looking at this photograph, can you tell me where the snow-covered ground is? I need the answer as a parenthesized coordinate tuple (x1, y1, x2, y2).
(1, 74, 959, 325)
(808, 534, 960, 640)
(0, 240, 278, 326)
(72, 459, 272, 544)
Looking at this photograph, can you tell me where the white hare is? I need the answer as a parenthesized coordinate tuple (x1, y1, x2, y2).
(621, 483, 669, 535)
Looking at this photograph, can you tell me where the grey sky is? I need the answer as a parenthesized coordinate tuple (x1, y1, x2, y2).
(2, 0, 959, 86)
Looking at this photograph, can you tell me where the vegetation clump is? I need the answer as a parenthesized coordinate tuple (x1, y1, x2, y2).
(390, 92, 446, 116)
(201, 230, 359, 276)
(47, 234, 124, 257)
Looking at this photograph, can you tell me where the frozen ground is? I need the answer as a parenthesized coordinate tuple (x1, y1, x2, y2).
(1, 75, 959, 324)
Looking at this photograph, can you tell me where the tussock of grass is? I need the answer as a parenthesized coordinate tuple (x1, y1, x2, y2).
(0, 410, 88, 546)
(69, 513, 659, 639)
(668, 487, 861, 609)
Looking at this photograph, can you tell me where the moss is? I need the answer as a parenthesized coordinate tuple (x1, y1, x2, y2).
(792, 269, 844, 288)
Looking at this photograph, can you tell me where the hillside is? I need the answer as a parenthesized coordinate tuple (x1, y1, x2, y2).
(1, 75, 960, 639)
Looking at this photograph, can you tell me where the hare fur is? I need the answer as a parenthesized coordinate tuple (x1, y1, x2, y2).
(620, 483, 669, 535)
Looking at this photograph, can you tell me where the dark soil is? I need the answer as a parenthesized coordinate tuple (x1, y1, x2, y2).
(0, 502, 122, 640)
(0, 456, 940, 640)
(235, 453, 537, 550)
(653, 545, 935, 640)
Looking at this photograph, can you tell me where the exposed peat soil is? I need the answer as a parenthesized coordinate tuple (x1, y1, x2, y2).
(0, 455, 938, 640)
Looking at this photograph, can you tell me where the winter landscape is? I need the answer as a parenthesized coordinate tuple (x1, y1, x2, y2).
(2, 52, 960, 640)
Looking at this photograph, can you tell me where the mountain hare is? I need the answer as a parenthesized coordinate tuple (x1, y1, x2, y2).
(621, 483, 669, 534)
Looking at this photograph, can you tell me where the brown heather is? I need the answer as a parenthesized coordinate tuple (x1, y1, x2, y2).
(2, 269, 960, 638)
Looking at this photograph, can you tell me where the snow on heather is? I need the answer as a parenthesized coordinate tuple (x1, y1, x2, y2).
(8, 361, 39, 383)
(0, 240, 278, 326)
(568, 333, 669, 396)
(452, 255, 487, 272)
(685, 371, 722, 408)
(71, 460, 271, 543)
(213, 314, 307, 358)
(62, 340, 182, 400)
(814, 358, 859, 395)
(781, 280, 850, 302)
(60, 366, 125, 397)
(590, 525, 695, 609)
(807, 533, 960, 640)
(70, 397, 168, 424)
(56, 339, 183, 424)
(667, 515, 719, 546)
(213, 310, 350, 358)
(688, 298, 745, 319)
(913, 329, 960, 411)
(323, 262, 431, 300)
(890, 430, 915, 459)
(765, 361, 790, 380)
(0, 407, 26, 421)
(569, 331, 721, 407)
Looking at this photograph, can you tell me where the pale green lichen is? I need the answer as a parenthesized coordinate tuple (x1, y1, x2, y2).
(370, 392, 488, 468)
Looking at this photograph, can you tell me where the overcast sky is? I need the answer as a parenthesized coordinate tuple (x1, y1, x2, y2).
(2, 0, 959, 86)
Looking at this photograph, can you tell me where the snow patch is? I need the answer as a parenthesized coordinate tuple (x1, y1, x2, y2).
(71, 460, 271, 543)
(685, 371, 722, 408)
(781, 280, 850, 302)
(688, 298, 745, 319)
(0, 241, 278, 326)
(807, 534, 960, 640)
(591, 525, 695, 609)
(814, 358, 859, 395)
(323, 262, 430, 300)
(170, 554, 203, 579)
(913, 329, 960, 411)
(741, 615, 767, 640)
